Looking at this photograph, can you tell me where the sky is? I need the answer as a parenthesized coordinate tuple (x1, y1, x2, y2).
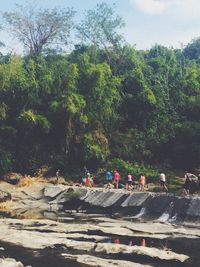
(1, 0, 200, 54)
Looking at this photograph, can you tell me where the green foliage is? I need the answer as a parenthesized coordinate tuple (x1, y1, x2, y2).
(0, 149, 13, 173)
(106, 158, 159, 183)
(19, 110, 50, 132)
(0, 103, 7, 120)
(1, 6, 200, 174)
(77, 2, 125, 50)
(83, 130, 110, 162)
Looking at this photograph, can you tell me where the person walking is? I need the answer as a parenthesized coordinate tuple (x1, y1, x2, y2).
(85, 172, 92, 188)
(127, 173, 133, 190)
(183, 171, 198, 195)
(159, 172, 168, 192)
(106, 171, 113, 189)
(114, 170, 120, 189)
(183, 172, 191, 195)
(139, 173, 146, 192)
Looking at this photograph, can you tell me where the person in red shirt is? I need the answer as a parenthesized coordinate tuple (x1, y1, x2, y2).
(114, 170, 120, 189)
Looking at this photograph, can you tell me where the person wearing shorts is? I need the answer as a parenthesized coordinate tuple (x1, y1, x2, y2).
(159, 172, 168, 192)
(106, 171, 113, 189)
(127, 173, 133, 190)
(114, 170, 120, 189)
(139, 173, 146, 192)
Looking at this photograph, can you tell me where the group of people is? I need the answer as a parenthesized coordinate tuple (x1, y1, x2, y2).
(78, 167, 200, 195)
(79, 166, 93, 187)
(105, 170, 147, 191)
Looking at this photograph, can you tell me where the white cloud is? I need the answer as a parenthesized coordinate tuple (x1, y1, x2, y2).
(130, 0, 171, 15)
(130, 0, 200, 17)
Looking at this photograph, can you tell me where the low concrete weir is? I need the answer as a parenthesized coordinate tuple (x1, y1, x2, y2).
(45, 186, 200, 224)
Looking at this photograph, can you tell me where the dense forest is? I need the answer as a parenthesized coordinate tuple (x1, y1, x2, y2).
(0, 2, 200, 175)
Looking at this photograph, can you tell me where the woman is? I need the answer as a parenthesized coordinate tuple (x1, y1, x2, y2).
(114, 170, 120, 189)
(85, 172, 92, 188)
(139, 173, 146, 192)
(127, 173, 133, 190)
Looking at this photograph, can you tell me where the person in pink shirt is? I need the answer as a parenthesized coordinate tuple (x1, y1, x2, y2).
(114, 170, 120, 189)
(127, 173, 133, 190)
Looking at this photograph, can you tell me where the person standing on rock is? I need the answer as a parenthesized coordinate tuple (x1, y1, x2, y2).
(159, 172, 168, 192)
(183, 172, 191, 195)
(85, 172, 92, 188)
(114, 170, 120, 189)
(106, 171, 113, 189)
(126, 173, 133, 190)
(139, 173, 146, 192)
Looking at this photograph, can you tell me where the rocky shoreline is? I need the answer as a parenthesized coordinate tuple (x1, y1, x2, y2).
(0, 181, 200, 266)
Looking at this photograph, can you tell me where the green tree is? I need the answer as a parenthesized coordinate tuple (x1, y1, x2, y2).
(77, 2, 125, 62)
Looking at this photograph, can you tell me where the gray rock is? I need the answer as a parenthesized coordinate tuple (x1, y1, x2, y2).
(0, 258, 25, 267)
(101, 192, 126, 207)
(43, 185, 67, 199)
(145, 194, 176, 214)
(95, 243, 189, 262)
(62, 253, 154, 267)
(121, 192, 151, 207)
(0, 189, 11, 202)
(186, 197, 200, 217)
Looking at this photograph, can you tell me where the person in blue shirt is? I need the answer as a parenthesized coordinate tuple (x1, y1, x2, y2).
(106, 171, 113, 189)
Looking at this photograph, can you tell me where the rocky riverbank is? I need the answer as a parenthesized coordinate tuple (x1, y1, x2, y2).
(0, 180, 200, 266)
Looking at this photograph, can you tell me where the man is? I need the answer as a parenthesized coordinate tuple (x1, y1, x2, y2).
(159, 172, 168, 192)
(106, 171, 113, 189)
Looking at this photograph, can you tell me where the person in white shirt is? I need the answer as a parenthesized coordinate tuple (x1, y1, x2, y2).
(159, 172, 168, 192)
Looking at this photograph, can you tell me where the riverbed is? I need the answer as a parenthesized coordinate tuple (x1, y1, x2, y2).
(0, 181, 200, 267)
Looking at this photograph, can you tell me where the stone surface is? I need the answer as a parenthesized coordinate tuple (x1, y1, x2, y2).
(62, 254, 154, 267)
(95, 243, 189, 262)
(43, 184, 67, 199)
(0, 258, 25, 267)
(186, 197, 200, 217)
(0, 181, 200, 267)
(121, 192, 150, 207)
(0, 189, 11, 202)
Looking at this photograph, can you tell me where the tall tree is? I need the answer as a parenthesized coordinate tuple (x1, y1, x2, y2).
(77, 2, 125, 61)
(3, 3, 75, 56)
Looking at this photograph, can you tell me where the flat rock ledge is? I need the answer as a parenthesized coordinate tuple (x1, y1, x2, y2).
(0, 218, 189, 264)
(62, 254, 154, 267)
(0, 258, 29, 267)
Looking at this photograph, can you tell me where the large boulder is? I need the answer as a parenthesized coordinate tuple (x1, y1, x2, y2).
(43, 185, 67, 199)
